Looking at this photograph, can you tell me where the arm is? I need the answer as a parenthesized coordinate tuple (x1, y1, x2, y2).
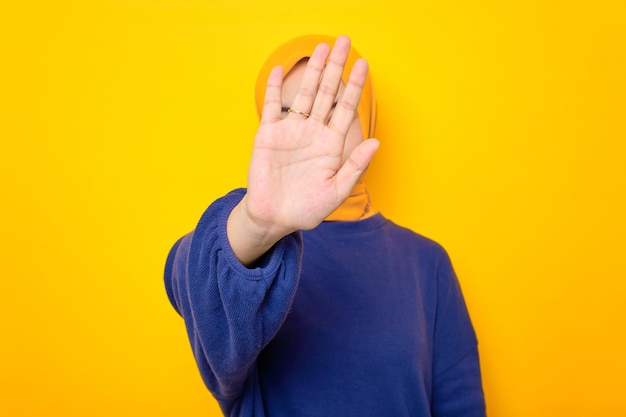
(165, 36, 379, 402)
(431, 347, 486, 417)
(431, 251, 486, 416)
(164, 189, 303, 400)
(227, 36, 379, 266)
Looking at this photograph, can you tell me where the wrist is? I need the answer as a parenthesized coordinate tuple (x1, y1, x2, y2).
(226, 196, 293, 266)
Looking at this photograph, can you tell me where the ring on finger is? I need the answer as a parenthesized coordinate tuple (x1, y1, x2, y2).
(287, 108, 310, 118)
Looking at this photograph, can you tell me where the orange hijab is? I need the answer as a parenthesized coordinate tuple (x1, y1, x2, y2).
(255, 35, 378, 221)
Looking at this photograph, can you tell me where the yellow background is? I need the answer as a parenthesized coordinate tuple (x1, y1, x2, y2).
(1, 0, 625, 415)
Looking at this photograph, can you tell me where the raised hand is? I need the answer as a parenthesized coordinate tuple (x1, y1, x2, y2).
(228, 36, 379, 266)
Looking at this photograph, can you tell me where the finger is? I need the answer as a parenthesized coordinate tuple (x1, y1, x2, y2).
(335, 138, 380, 197)
(308, 36, 351, 122)
(287, 42, 330, 118)
(260, 66, 284, 124)
(328, 58, 368, 135)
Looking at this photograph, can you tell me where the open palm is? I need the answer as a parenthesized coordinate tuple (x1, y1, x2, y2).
(244, 37, 380, 236)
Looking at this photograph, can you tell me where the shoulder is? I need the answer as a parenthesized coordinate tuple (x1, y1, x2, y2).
(379, 215, 451, 264)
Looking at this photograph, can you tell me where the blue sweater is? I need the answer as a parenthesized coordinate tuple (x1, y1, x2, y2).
(165, 189, 486, 416)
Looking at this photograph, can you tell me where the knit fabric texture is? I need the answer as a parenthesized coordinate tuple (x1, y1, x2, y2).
(164, 189, 486, 417)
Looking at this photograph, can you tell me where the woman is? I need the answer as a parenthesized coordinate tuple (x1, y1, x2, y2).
(165, 35, 486, 416)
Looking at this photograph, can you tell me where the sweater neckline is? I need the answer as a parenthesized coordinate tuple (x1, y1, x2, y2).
(316, 212, 389, 233)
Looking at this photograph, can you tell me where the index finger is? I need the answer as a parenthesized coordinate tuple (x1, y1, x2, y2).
(327, 58, 368, 135)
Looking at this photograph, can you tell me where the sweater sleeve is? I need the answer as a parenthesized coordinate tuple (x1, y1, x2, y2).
(431, 250, 486, 417)
(164, 188, 303, 402)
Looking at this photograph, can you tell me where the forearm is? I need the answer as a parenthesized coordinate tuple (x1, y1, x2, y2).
(164, 189, 303, 399)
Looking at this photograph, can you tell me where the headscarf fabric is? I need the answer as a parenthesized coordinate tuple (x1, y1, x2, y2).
(254, 35, 377, 221)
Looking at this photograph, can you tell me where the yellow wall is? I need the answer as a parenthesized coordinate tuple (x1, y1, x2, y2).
(1, 1, 625, 415)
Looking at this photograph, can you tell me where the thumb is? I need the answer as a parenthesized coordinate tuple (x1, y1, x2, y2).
(335, 138, 380, 197)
